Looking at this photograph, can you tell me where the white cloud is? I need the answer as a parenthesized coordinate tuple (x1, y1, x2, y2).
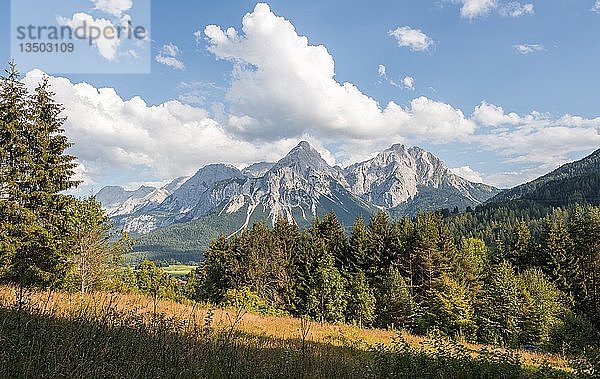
(378, 64, 387, 79)
(27, 3, 600, 190)
(513, 43, 545, 54)
(499, 2, 534, 17)
(194, 30, 203, 44)
(155, 43, 185, 70)
(450, 166, 484, 183)
(592, 0, 600, 12)
(201, 2, 600, 182)
(402, 76, 415, 90)
(90, 0, 132, 17)
(472, 102, 522, 126)
(471, 102, 600, 173)
(22, 69, 303, 186)
(456, 0, 498, 18)
(204, 4, 471, 145)
(388, 26, 434, 51)
(57, 13, 121, 61)
(449, 0, 533, 19)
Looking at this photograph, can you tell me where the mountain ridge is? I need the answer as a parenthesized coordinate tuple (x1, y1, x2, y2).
(97, 141, 500, 236)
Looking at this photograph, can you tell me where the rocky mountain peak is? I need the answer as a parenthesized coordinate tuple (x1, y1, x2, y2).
(271, 141, 333, 175)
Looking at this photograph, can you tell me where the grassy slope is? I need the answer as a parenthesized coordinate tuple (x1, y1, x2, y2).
(0, 286, 573, 378)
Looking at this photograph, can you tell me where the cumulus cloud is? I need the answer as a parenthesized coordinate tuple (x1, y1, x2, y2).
(57, 13, 121, 61)
(388, 26, 434, 51)
(472, 102, 522, 126)
(155, 43, 185, 70)
(449, 0, 533, 19)
(28, 3, 600, 190)
(592, 1, 600, 12)
(402, 76, 415, 90)
(22, 69, 305, 187)
(451, 166, 484, 183)
(513, 43, 545, 54)
(204, 4, 473, 146)
(90, 0, 132, 17)
(200, 3, 600, 183)
(471, 103, 600, 173)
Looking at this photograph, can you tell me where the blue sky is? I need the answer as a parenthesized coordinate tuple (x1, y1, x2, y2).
(2, 0, 600, 191)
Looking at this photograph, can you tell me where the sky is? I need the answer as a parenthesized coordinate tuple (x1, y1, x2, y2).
(2, 0, 600, 192)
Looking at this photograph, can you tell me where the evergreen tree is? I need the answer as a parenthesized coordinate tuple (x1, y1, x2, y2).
(508, 220, 535, 268)
(317, 212, 349, 274)
(195, 234, 234, 303)
(541, 210, 580, 304)
(517, 268, 564, 346)
(569, 206, 600, 326)
(366, 210, 390, 286)
(452, 238, 488, 296)
(375, 266, 417, 329)
(291, 230, 317, 316)
(346, 270, 376, 327)
(421, 274, 477, 340)
(411, 213, 450, 300)
(347, 217, 368, 273)
(0, 63, 79, 291)
(477, 261, 523, 347)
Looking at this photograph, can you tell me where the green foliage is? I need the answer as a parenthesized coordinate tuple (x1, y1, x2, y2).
(221, 286, 286, 316)
(421, 274, 477, 340)
(346, 270, 376, 327)
(477, 261, 523, 347)
(517, 268, 564, 346)
(62, 196, 133, 293)
(0, 63, 78, 290)
(375, 266, 417, 329)
(308, 243, 347, 323)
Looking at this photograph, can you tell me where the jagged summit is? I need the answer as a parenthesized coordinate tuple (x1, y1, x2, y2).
(271, 141, 331, 174)
(99, 141, 499, 234)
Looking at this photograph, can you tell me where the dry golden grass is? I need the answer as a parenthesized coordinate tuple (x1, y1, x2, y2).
(0, 285, 570, 372)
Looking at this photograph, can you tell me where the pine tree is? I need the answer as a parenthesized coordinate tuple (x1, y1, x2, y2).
(569, 206, 600, 326)
(541, 211, 580, 304)
(366, 210, 390, 286)
(347, 217, 368, 274)
(508, 220, 534, 268)
(375, 266, 417, 330)
(346, 270, 376, 327)
(0, 63, 79, 291)
(196, 234, 234, 303)
(452, 238, 488, 295)
(421, 274, 477, 340)
(291, 230, 317, 316)
(477, 261, 523, 347)
(317, 212, 348, 274)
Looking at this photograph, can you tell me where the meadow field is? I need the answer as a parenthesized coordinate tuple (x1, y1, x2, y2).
(0, 285, 580, 378)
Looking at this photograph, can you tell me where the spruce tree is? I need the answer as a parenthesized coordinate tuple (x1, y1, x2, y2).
(421, 274, 477, 340)
(541, 211, 580, 304)
(375, 266, 417, 329)
(347, 217, 368, 273)
(508, 220, 535, 268)
(346, 270, 376, 327)
(0, 63, 79, 290)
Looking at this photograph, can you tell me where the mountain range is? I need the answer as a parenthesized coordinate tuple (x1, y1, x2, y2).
(97, 141, 500, 239)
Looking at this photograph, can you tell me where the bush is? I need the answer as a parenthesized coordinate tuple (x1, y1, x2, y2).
(221, 286, 287, 316)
